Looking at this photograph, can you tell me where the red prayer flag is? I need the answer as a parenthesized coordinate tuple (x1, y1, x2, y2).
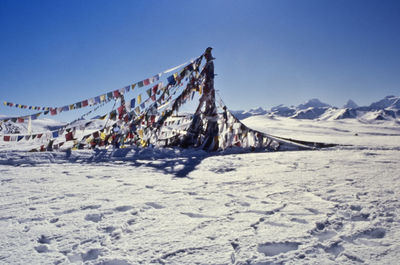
(152, 84, 158, 94)
(143, 79, 150, 86)
(4, 136, 10, 141)
(82, 100, 88, 107)
(65, 132, 74, 141)
(113, 90, 120, 98)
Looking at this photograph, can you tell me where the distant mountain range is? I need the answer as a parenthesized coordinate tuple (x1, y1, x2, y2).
(232, 95, 400, 122)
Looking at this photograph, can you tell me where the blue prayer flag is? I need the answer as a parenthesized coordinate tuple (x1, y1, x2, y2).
(167, 75, 176, 85)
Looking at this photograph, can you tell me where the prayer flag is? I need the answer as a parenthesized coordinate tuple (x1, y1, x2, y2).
(131, 83, 136, 91)
(143, 79, 150, 86)
(100, 95, 106, 102)
(82, 100, 88, 107)
(130, 98, 135, 109)
(17, 118, 24, 123)
(65, 132, 74, 141)
(125, 85, 130, 92)
(17, 136, 24, 142)
(137, 94, 142, 104)
(152, 84, 158, 94)
(95, 96, 101, 103)
(146, 89, 152, 97)
(52, 131, 59, 138)
(113, 90, 120, 98)
(117, 105, 124, 116)
(107, 92, 113, 100)
(4, 136, 10, 141)
(137, 81, 144, 88)
(75, 102, 82, 109)
(109, 110, 117, 120)
(167, 75, 176, 85)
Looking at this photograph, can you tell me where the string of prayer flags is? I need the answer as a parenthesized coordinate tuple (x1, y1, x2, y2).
(1, 57, 200, 124)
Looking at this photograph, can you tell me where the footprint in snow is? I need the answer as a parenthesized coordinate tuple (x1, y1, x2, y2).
(145, 202, 164, 209)
(85, 213, 103, 223)
(37, 235, 51, 244)
(257, 242, 300, 256)
(68, 248, 101, 263)
(357, 227, 386, 239)
(34, 245, 49, 253)
(95, 259, 131, 265)
(81, 205, 102, 210)
(323, 241, 344, 257)
(114, 206, 133, 212)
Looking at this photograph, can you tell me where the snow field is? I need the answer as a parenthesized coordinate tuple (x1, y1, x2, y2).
(0, 117, 399, 264)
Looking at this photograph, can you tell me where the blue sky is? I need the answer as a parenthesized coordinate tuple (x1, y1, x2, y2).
(1, 0, 399, 120)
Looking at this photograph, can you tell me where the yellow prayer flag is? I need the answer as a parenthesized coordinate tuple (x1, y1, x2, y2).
(138, 129, 143, 138)
(100, 132, 106, 140)
(137, 94, 142, 104)
(100, 95, 106, 102)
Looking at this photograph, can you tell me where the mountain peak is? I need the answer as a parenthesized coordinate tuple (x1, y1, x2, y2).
(343, 99, 358, 109)
(297, 98, 331, 110)
(370, 95, 400, 110)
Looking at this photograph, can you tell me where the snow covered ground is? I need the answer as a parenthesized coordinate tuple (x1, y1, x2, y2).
(1, 117, 399, 264)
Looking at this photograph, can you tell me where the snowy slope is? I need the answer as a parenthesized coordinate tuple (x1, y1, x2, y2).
(1, 117, 400, 264)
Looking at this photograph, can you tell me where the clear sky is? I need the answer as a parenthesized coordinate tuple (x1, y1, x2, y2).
(1, 0, 399, 120)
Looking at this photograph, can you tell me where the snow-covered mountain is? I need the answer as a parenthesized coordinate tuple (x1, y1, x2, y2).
(231, 107, 268, 120)
(297, 98, 331, 110)
(233, 96, 400, 122)
(343, 99, 358, 109)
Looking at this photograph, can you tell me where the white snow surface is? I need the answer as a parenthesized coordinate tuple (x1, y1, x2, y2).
(1, 117, 400, 264)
